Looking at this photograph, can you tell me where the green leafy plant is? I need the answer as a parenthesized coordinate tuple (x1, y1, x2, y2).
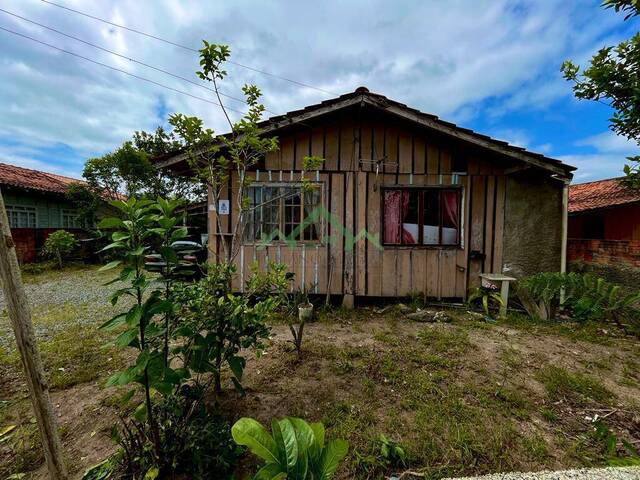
(97, 197, 188, 458)
(378, 434, 407, 468)
(172, 263, 277, 393)
(592, 419, 640, 466)
(41, 230, 78, 269)
(518, 272, 640, 328)
(468, 285, 504, 319)
(232, 417, 348, 480)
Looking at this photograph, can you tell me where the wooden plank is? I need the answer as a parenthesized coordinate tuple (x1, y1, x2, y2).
(367, 173, 383, 297)
(467, 175, 486, 289)
(360, 121, 373, 172)
(343, 170, 355, 295)
(492, 175, 506, 274)
(398, 130, 412, 174)
(414, 136, 426, 175)
(440, 148, 452, 175)
(384, 126, 399, 174)
(440, 249, 457, 297)
(356, 172, 367, 295)
(324, 125, 340, 171)
(455, 176, 470, 298)
(311, 126, 324, 160)
(295, 131, 311, 171)
(329, 173, 344, 294)
(426, 250, 440, 298)
(381, 174, 397, 296)
(483, 176, 496, 274)
(372, 122, 385, 168)
(427, 143, 439, 175)
(265, 148, 280, 171)
(280, 135, 295, 171)
(340, 120, 356, 171)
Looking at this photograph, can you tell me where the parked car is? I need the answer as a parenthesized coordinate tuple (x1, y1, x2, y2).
(144, 240, 207, 277)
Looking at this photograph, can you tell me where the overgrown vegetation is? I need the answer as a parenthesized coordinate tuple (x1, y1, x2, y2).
(517, 271, 640, 332)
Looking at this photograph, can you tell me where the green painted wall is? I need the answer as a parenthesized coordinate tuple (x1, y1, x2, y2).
(2, 188, 80, 229)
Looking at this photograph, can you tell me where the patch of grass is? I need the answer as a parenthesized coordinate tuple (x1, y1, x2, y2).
(417, 325, 470, 355)
(540, 407, 559, 423)
(536, 365, 614, 405)
(1, 299, 125, 391)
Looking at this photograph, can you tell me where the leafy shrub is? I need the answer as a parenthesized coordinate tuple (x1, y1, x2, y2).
(232, 416, 348, 480)
(84, 391, 241, 479)
(41, 230, 78, 269)
(172, 262, 277, 393)
(518, 272, 640, 328)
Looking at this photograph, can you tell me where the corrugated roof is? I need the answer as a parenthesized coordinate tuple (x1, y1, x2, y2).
(569, 177, 640, 213)
(0, 162, 84, 195)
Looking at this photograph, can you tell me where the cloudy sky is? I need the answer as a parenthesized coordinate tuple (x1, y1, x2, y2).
(1, 1, 639, 183)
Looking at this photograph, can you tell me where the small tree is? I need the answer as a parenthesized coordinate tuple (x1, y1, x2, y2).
(169, 42, 278, 263)
(42, 230, 78, 269)
(561, 0, 640, 188)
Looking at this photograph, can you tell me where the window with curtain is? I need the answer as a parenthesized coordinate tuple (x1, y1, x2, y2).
(382, 187, 461, 246)
(244, 183, 322, 243)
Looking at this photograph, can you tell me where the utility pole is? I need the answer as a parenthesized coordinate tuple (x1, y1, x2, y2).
(0, 188, 67, 479)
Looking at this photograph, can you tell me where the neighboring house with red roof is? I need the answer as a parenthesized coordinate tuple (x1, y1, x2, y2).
(0, 162, 88, 263)
(568, 177, 640, 273)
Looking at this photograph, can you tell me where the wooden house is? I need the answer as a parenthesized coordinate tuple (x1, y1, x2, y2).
(158, 87, 575, 303)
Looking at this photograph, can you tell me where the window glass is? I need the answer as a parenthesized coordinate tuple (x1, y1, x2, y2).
(6, 205, 36, 229)
(244, 184, 321, 243)
(423, 190, 440, 245)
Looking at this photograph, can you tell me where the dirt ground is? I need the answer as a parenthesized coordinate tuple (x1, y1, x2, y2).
(1, 269, 640, 479)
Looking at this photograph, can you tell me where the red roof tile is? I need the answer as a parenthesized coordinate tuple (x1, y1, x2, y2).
(0, 162, 85, 195)
(569, 177, 640, 213)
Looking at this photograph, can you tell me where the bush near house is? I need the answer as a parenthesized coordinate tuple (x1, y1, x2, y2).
(41, 230, 78, 269)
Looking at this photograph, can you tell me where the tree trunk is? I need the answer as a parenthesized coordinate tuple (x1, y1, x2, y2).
(0, 188, 67, 479)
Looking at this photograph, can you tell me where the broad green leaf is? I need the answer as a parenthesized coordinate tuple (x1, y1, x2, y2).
(228, 355, 245, 381)
(317, 439, 348, 480)
(97, 217, 124, 229)
(114, 329, 138, 348)
(254, 464, 286, 480)
(133, 402, 147, 422)
(273, 418, 298, 472)
(125, 305, 143, 327)
(232, 418, 280, 465)
(99, 260, 121, 272)
(99, 313, 126, 331)
(290, 417, 315, 454)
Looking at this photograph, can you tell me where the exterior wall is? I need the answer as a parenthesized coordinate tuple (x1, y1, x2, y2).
(568, 204, 640, 241)
(209, 108, 519, 299)
(502, 171, 564, 278)
(568, 238, 640, 268)
(2, 188, 81, 229)
(1, 188, 85, 263)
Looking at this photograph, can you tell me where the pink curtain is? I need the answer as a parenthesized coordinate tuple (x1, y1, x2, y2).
(384, 191, 416, 244)
(442, 191, 459, 243)
(384, 191, 402, 244)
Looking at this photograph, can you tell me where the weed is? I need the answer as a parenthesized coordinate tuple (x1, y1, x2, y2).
(537, 365, 614, 405)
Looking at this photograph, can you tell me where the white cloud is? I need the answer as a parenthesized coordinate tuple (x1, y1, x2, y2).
(0, 0, 631, 178)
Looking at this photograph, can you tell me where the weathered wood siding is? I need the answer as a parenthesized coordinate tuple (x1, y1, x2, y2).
(209, 112, 508, 299)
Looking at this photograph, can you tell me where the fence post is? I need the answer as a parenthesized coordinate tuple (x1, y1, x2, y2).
(0, 188, 67, 479)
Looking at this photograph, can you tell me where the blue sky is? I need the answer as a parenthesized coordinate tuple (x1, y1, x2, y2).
(1, 0, 638, 183)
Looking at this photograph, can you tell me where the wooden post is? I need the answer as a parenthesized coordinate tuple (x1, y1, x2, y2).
(0, 188, 67, 479)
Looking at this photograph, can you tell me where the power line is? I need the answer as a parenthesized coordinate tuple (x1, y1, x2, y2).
(39, 0, 337, 96)
(0, 7, 281, 115)
(0, 25, 248, 115)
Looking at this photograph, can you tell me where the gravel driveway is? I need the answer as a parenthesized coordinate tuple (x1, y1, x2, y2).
(444, 466, 640, 480)
(0, 267, 124, 351)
